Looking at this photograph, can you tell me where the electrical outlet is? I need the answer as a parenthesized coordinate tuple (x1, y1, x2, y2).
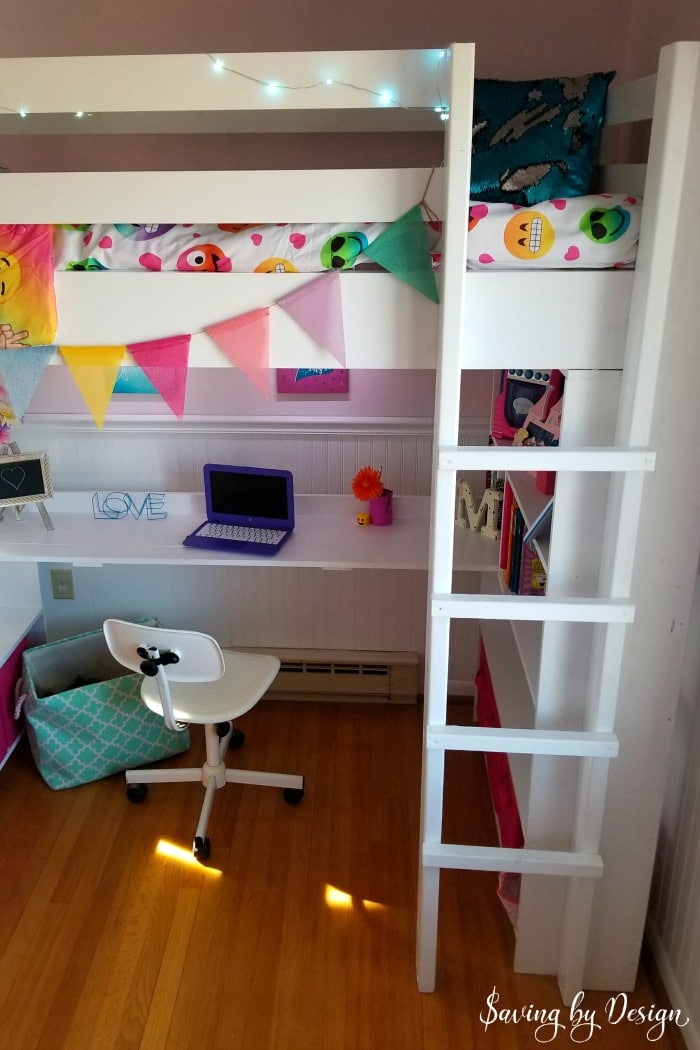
(50, 567, 75, 600)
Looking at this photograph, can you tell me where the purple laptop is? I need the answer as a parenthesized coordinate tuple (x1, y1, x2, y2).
(183, 463, 295, 556)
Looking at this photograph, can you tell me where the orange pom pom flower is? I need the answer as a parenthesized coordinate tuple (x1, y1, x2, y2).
(352, 466, 384, 502)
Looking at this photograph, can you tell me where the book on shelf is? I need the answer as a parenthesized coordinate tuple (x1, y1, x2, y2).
(499, 481, 515, 583)
(504, 496, 519, 588)
(509, 506, 525, 594)
(498, 478, 549, 595)
(522, 495, 554, 547)
(518, 540, 547, 596)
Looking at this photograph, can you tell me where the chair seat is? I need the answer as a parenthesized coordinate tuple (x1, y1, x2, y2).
(140, 649, 280, 725)
(102, 619, 302, 859)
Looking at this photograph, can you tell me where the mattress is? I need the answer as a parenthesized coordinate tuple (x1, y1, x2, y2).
(52, 194, 642, 274)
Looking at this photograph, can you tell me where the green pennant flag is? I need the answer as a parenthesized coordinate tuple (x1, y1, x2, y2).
(364, 203, 440, 303)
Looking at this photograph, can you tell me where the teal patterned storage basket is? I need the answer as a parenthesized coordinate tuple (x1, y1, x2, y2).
(20, 623, 190, 789)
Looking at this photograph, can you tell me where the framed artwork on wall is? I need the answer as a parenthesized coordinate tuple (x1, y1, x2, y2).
(276, 368, 349, 395)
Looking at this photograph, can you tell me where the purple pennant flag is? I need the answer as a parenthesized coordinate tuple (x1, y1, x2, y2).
(0, 345, 57, 419)
(277, 271, 346, 366)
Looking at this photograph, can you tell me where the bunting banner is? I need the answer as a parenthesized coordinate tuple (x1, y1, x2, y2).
(60, 345, 126, 429)
(205, 308, 271, 398)
(276, 271, 346, 367)
(363, 204, 440, 304)
(0, 344, 56, 420)
(128, 334, 191, 420)
(8, 204, 439, 426)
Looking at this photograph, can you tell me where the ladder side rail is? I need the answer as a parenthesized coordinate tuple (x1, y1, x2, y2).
(560, 41, 700, 999)
(417, 41, 476, 995)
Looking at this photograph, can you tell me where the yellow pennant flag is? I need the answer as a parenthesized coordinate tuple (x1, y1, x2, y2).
(60, 345, 126, 429)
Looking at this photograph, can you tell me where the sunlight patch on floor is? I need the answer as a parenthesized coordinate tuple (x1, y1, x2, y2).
(156, 839, 223, 876)
(325, 884, 384, 911)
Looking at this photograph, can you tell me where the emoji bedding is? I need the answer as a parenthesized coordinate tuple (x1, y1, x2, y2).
(52, 194, 641, 275)
(0, 224, 57, 348)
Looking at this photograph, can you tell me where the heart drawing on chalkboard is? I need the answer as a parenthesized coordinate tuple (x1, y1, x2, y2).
(1, 466, 26, 492)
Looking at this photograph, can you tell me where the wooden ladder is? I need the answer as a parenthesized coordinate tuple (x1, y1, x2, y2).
(416, 41, 700, 1001)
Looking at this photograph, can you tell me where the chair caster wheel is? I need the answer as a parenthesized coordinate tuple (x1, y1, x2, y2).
(127, 783, 148, 803)
(193, 836, 211, 860)
(230, 727, 245, 749)
(283, 786, 304, 806)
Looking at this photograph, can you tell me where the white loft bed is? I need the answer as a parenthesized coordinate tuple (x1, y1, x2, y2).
(0, 47, 646, 372)
(1, 44, 699, 1005)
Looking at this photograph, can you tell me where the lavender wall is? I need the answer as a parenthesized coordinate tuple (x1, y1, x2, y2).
(3, 0, 638, 75)
(3, 0, 698, 77)
(26, 365, 493, 423)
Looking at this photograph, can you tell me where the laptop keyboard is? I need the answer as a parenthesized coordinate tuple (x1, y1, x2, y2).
(197, 522, 286, 546)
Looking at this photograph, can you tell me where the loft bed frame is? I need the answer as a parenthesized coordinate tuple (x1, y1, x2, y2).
(0, 46, 647, 371)
(1, 43, 699, 1003)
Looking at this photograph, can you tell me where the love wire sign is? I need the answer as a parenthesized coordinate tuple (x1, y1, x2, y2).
(91, 491, 167, 520)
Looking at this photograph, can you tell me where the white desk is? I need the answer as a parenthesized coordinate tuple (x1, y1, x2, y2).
(0, 492, 500, 573)
(0, 492, 500, 716)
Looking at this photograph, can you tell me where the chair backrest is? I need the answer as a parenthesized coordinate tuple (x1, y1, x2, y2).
(103, 619, 226, 684)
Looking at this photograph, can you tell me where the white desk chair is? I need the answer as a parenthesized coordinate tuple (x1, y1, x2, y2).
(103, 619, 304, 860)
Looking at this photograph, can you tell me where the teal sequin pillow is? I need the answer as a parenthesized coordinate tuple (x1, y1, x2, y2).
(471, 72, 615, 205)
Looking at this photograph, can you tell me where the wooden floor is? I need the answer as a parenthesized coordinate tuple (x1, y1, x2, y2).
(0, 699, 686, 1050)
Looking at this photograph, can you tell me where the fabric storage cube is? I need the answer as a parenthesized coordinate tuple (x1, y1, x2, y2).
(20, 622, 190, 789)
(474, 640, 524, 850)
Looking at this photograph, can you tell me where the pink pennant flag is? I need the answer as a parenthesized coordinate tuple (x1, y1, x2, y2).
(276, 272, 346, 366)
(205, 308, 271, 398)
(127, 334, 191, 420)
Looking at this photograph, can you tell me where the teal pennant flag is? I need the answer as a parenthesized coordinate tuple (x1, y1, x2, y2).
(363, 204, 440, 304)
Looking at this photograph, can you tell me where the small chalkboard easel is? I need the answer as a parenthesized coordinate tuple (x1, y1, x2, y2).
(0, 442, 54, 531)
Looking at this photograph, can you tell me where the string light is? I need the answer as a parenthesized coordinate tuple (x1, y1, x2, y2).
(207, 53, 405, 108)
(434, 46, 450, 120)
(0, 104, 90, 120)
(0, 51, 451, 124)
(206, 53, 449, 117)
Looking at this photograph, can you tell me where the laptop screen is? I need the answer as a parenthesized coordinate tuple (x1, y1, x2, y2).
(204, 464, 294, 529)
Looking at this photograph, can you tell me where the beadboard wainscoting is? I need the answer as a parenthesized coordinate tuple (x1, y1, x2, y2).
(18, 417, 485, 496)
(20, 417, 489, 697)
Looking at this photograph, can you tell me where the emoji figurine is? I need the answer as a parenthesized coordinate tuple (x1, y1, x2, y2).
(356, 511, 371, 526)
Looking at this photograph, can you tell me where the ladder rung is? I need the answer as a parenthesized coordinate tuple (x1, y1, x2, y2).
(439, 446, 655, 472)
(423, 842, 604, 878)
(426, 724, 619, 758)
(432, 594, 634, 623)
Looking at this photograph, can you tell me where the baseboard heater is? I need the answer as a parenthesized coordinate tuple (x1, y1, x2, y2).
(231, 647, 419, 704)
